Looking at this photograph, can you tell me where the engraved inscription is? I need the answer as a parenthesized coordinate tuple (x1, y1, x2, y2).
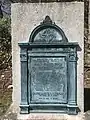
(31, 57, 67, 103)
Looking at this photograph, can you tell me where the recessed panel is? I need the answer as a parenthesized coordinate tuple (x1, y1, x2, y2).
(30, 57, 67, 103)
(34, 28, 62, 42)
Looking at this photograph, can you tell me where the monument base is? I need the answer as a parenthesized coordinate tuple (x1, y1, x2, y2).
(17, 113, 85, 120)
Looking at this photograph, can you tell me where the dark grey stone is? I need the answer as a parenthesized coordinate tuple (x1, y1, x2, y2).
(0, 0, 11, 15)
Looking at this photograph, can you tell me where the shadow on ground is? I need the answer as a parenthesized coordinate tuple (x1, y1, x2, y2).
(84, 88, 90, 112)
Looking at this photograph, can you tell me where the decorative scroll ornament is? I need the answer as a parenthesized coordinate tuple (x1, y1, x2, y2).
(20, 54, 27, 61)
(69, 53, 76, 61)
(34, 28, 62, 43)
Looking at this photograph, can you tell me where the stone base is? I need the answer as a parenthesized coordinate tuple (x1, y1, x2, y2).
(17, 113, 85, 120)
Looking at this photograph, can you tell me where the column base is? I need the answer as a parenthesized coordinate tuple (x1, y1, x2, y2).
(20, 104, 29, 114)
(67, 105, 79, 115)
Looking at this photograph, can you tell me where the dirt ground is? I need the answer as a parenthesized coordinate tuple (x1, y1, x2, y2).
(0, 67, 12, 117)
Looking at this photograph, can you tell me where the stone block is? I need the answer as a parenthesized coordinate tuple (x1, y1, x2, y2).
(11, 2, 84, 119)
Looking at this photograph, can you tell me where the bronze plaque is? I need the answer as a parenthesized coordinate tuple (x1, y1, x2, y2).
(31, 57, 67, 103)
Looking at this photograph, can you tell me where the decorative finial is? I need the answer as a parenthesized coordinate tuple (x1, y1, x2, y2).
(41, 15, 54, 25)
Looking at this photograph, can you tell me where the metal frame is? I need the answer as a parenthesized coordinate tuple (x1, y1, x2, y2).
(18, 16, 79, 114)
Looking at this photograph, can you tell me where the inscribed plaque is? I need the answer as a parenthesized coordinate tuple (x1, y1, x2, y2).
(30, 57, 67, 103)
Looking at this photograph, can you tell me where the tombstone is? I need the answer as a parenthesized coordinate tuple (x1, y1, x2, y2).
(11, 2, 84, 120)
(18, 15, 79, 115)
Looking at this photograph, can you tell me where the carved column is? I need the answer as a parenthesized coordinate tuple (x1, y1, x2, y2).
(67, 49, 78, 114)
(19, 48, 29, 114)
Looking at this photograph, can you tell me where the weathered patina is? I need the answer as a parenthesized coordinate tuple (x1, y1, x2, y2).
(18, 16, 79, 114)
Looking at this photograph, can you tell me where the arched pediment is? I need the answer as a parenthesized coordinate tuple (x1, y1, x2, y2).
(29, 16, 68, 43)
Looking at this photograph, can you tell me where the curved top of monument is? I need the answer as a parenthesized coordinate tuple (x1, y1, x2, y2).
(29, 16, 68, 43)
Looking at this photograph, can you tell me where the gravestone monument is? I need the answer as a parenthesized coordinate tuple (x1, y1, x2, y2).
(11, 2, 84, 120)
(19, 15, 79, 115)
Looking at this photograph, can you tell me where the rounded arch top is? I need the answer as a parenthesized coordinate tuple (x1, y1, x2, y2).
(29, 16, 68, 43)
